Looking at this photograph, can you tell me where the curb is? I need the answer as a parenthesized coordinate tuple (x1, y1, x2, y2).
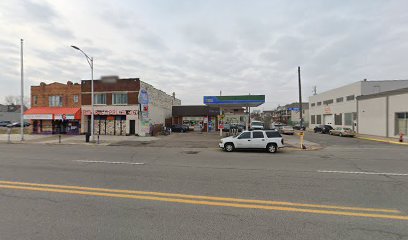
(0, 141, 110, 146)
(284, 144, 323, 151)
(356, 136, 408, 146)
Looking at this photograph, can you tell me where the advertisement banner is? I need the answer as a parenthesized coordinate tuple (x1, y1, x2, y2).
(139, 89, 149, 104)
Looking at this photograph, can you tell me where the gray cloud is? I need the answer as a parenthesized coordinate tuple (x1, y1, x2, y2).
(1, 0, 408, 109)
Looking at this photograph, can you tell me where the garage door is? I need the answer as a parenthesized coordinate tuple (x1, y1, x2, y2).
(323, 114, 334, 125)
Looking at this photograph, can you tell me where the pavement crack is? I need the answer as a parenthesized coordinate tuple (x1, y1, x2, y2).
(0, 191, 60, 204)
(348, 227, 408, 240)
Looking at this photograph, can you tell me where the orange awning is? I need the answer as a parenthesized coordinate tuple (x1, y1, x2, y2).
(24, 107, 81, 120)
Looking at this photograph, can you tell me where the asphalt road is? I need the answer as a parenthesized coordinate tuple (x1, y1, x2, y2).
(0, 133, 408, 239)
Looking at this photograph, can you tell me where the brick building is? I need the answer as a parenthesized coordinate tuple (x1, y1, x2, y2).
(24, 81, 81, 134)
(31, 81, 81, 108)
(81, 76, 180, 136)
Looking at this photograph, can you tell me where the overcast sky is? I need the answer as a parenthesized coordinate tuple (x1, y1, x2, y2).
(1, 0, 408, 109)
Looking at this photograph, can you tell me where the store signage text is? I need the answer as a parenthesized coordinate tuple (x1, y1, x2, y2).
(82, 110, 138, 115)
(24, 114, 53, 120)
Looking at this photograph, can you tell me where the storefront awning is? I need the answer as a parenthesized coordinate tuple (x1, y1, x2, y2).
(24, 107, 81, 120)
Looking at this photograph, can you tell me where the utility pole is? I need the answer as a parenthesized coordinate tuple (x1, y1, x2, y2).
(298, 66, 303, 129)
(20, 39, 24, 141)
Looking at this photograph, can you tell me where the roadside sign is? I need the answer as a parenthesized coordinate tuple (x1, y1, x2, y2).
(218, 120, 224, 129)
(288, 107, 300, 111)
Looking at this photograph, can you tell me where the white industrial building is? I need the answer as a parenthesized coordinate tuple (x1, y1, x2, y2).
(309, 80, 408, 132)
(357, 88, 408, 138)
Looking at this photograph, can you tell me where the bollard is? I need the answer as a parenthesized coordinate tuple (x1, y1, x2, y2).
(97, 135, 100, 144)
(7, 128, 11, 144)
(58, 134, 61, 144)
(299, 131, 305, 149)
(400, 132, 404, 143)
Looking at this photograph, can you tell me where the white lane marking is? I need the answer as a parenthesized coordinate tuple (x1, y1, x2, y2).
(74, 160, 145, 165)
(318, 170, 408, 176)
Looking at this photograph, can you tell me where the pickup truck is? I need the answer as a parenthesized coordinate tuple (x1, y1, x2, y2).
(219, 130, 284, 153)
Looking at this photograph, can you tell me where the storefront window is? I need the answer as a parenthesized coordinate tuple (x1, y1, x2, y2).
(113, 93, 128, 105)
(316, 115, 322, 124)
(94, 94, 106, 105)
(395, 112, 408, 135)
(311, 115, 316, 124)
(344, 113, 353, 126)
(334, 113, 342, 125)
(49, 96, 62, 107)
(346, 95, 355, 101)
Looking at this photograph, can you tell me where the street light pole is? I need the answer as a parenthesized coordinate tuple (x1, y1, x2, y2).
(71, 45, 94, 142)
(298, 66, 303, 129)
(20, 39, 24, 141)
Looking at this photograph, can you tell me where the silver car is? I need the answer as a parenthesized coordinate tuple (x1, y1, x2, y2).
(280, 126, 295, 135)
(329, 127, 355, 137)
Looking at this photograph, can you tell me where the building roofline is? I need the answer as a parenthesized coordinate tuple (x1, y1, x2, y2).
(357, 87, 408, 100)
(360, 79, 408, 82)
(310, 79, 408, 97)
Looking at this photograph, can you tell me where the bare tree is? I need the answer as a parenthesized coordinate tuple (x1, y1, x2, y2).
(4, 95, 30, 107)
(4, 96, 18, 105)
(263, 115, 272, 130)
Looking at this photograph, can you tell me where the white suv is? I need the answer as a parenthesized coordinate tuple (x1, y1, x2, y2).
(219, 130, 284, 153)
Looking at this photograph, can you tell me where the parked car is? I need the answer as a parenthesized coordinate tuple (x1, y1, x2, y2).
(329, 127, 355, 137)
(229, 124, 240, 132)
(276, 124, 286, 131)
(314, 125, 333, 134)
(6, 122, 31, 127)
(223, 123, 231, 131)
(237, 124, 245, 132)
(0, 120, 12, 127)
(219, 130, 284, 153)
(171, 124, 189, 132)
(250, 120, 264, 130)
(280, 126, 295, 135)
(293, 124, 306, 130)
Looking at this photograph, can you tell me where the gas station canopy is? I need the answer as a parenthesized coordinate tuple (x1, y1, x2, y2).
(203, 95, 265, 108)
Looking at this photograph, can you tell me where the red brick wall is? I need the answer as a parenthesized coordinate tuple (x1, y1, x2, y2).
(81, 78, 140, 105)
(31, 82, 81, 108)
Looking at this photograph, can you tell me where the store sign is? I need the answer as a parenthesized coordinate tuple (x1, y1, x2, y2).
(288, 107, 300, 111)
(54, 114, 75, 120)
(24, 114, 53, 120)
(183, 116, 204, 121)
(324, 106, 332, 114)
(82, 109, 138, 115)
(141, 112, 149, 119)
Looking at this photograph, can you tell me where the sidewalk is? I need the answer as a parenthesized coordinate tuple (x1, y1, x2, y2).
(281, 133, 322, 151)
(0, 132, 323, 150)
(0, 134, 56, 143)
(356, 134, 408, 146)
(0, 134, 159, 145)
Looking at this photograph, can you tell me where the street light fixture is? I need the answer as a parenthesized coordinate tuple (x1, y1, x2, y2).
(71, 45, 94, 142)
